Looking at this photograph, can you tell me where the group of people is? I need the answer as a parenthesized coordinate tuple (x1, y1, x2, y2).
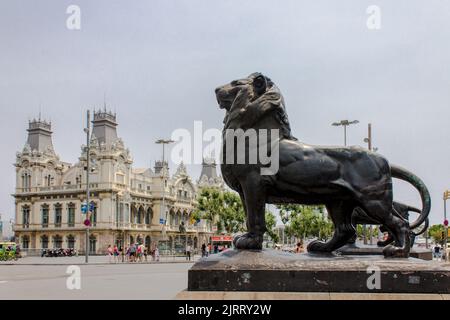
(200, 243, 229, 257)
(106, 244, 160, 263)
(433, 245, 449, 261)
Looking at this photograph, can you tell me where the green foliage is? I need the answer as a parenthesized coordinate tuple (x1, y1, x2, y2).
(356, 225, 380, 239)
(194, 188, 246, 234)
(428, 224, 445, 244)
(265, 210, 279, 243)
(277, 204, 333, 241)
(194, 188, 280, 240)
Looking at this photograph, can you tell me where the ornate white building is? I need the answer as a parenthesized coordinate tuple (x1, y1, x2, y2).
(197, 158, 224, 189)
(13, 110, 214, 254)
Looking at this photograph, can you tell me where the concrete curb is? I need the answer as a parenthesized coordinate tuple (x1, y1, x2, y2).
(0, 261, 197, 266)
(175, 290, 450, 300)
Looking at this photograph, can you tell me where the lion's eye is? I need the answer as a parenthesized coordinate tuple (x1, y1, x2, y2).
(254, 77, 264, 87)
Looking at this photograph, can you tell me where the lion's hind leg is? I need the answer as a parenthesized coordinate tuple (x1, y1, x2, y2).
(381, 214, 411, 258)
(359, 201, 411, 258)
(307, 201, 356, 254)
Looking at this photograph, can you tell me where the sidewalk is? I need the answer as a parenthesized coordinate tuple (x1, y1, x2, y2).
(0, 254, 200, 265)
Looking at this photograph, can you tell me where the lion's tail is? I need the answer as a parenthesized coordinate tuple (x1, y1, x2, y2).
(391, 164, 431, 231)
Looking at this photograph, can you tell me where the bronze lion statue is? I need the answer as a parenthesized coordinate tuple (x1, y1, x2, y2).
(215, 72, 430, 258)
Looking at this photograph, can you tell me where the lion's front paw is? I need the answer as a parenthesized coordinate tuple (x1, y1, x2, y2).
(382, 244, 409, 258)
(307, 240, 331, 253)
(233, 233, 263, 250)
(377, 234, 394, 247)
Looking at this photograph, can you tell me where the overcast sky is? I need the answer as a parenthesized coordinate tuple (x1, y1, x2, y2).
(0, 1, 449, 228)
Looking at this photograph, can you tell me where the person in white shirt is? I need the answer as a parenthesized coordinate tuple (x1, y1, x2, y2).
(186, 245, 192, 261)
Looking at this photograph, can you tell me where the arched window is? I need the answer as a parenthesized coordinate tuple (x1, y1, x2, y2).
(67, 203, 75, 227)
(41, 204, 49, 228)
(169, 210, 175, 226)
(22, 172, 31, 191)
(67, 235, 75, 249)
(175, 211, 180, 226)
(145, 208, 153, 225)
(53, 235, 63, 249)
(89, 235, 97, 254)
(22, 205, 30, 228)
(131, 205, 137, 224)
(22, 235, 30, 249)
(137, 207, 143, 224)
(44, 175, 52, 187)
(41, 235, 49, 249)
(54, 203, 62, 227)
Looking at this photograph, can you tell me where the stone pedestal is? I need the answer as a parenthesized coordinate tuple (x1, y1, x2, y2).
(188, 249, 450, 293)
(336, 244, 433, 260)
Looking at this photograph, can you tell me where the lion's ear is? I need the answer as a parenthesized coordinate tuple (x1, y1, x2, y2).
(253, 75, 267, 96)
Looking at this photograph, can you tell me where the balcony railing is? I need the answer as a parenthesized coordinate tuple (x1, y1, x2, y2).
(15, 183, 122, 194)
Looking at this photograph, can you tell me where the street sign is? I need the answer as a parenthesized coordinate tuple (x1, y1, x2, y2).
(89, 202, 95, 212)
(159, 218, 165, 224)
(81, 204, 88, 214)
(83, 219, 91, 227)
(444, 219, 449, 227)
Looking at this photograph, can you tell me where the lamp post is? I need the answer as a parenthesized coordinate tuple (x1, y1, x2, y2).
(444, 190, 450, 260)
(332, 119, 359, 146)
(363, 123, 376, 245)
(155, 139, 174, 243)
(83, 110, 91, 263)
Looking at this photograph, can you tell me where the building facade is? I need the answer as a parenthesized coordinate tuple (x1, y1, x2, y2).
(13, 110, 213, 254)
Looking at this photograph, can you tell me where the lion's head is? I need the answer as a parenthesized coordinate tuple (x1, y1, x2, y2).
(215, 72, 274, 111)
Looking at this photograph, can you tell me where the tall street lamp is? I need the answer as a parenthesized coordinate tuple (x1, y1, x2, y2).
(444, 190, 450, 260)
(83, 110, 91, 263)
(332, 119, 359, 146)
(155, 139, 174, 243)
(362, 123, 377, 245)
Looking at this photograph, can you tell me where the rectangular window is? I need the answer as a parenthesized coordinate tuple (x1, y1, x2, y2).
(42, 206, 49, 228)
(54, 205, 62, 227)
(22, 207, 30, 228)
(68, 204, 75, 227)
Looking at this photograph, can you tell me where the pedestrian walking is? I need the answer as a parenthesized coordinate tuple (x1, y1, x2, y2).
(125, 245, 130, 262)
(155, 247, 160, 262)
(201, 243, 207, 257)
(186, 244, 192, 261)
(120, 246, 124, 263)
(129, 243, 137, 262)
(113, 245, 119, 263)
(107, 245, 113, 263)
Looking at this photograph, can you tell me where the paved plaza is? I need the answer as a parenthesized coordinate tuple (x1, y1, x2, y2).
(0, 256, 195, 299)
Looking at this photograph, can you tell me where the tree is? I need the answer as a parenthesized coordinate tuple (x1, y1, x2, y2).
(219, 191, 246, 234)
(277, 204, 333, 241)
(356, 225, 380, 241)
(428, 224, 445, 245)
(265, 210, 279, 243)
(193, 187, 246, 234)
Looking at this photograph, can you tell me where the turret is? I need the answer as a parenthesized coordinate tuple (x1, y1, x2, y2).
(92, 109, 118, 146)
(26, 118, 54, 153)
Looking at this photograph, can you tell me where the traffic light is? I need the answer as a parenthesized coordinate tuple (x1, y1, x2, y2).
(444, 190, 450, 200)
